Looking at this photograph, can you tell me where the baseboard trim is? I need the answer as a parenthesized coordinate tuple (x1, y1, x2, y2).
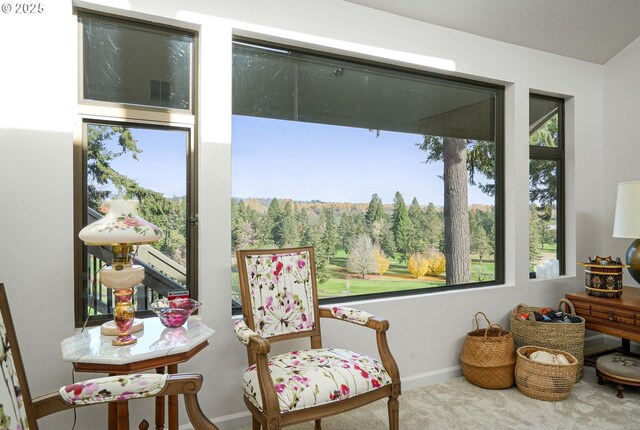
(191, 364, 474, 429)
(400, 365, 463, 391)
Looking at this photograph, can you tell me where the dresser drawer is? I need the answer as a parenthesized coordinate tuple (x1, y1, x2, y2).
(571, 300, 639, 327)
(589, 304, 637, 326)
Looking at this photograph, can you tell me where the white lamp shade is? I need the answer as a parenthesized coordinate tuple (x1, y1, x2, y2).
(613, 181, 640, 238)
(79, 198, 163, 245)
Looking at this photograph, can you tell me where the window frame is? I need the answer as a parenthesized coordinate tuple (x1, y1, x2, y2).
(529, 93, 565, 277)
(74, 11, 199, 328)
(230, 38, 505, 314)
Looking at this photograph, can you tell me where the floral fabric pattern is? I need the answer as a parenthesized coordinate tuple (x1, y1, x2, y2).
(60, 374, 169, 405)
(0, 315, 29, 430)
(242, 348, 391, 413)
(243, 251, 315, 338)
(234, 319, 259, 346)
(327, 306, 373, 326)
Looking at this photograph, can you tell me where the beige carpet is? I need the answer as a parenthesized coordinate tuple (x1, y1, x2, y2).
(242, 366, 640, 429)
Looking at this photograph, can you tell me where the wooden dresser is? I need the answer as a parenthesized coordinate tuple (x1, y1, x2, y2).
(566, 287, 640, 351)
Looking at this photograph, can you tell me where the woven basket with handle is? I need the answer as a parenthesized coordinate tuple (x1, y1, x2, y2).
(515, 345, 577, 401)
(510, 298, 585, 382)
(460, 312, 516, 389)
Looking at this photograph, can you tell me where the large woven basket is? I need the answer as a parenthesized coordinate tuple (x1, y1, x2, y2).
(460, 312, 516, 389)
(510, 298, 585, 382)
(515, 345, 577, 401)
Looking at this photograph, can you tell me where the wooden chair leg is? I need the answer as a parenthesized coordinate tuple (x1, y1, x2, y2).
(314, 418, 321, 429)
(388, 396, 399, 430)
(252, 416, 261, 430)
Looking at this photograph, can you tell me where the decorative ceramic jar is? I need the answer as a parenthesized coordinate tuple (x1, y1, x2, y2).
(578, 256, 626, 298)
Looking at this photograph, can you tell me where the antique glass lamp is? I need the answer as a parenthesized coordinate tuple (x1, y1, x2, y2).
(79, 198, 162, 346)
(613, 181, 640, 285)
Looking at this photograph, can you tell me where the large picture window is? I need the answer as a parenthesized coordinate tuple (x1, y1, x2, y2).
(529, 94, 565, 276)
(231, 40, 503, 310)
(75, 13, 197, 327)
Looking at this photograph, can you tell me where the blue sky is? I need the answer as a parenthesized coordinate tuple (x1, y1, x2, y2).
(232, 115, 494, 206)
(100, 127, 187, 198)
(94, 118, 494, 206)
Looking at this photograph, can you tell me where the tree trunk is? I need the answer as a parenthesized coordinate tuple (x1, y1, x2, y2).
(443, 137, 471, 285)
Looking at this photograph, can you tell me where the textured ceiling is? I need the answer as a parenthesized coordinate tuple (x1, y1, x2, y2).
(343, 0, 640, 64)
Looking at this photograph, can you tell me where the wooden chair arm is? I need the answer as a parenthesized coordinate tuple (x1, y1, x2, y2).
(32, 391, 73, 419)
(233, 319, 277, 415)
(247, 334, 271, 355)
(33, 374, 219, 429)
(319, 307, 390, 332)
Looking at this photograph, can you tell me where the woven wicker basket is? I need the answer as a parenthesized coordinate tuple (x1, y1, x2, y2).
(510, 298, 585, 382)
(515, 345, 577, 401)
(460, 312, 516, 389)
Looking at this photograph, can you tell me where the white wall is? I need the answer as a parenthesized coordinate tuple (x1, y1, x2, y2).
(603, 36, 640, 282)
(0, 1, 607, 428)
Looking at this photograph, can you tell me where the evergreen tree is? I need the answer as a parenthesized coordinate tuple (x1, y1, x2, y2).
(297, 208, 312, 246)
(273, 200, 298, 247)
(321, 207, 339, 260)
(365, 194, 386, 226)
(391, 191, 413, 261)
(263, 198, 281, 246)
(408, 197, 428, 252)
(338, 213, 355, 250)
(424, 203, 444, 249)
(470, 210, 492, 265)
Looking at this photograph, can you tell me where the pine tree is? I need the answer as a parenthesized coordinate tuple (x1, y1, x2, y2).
(263, 198, 281, 246)
(321, 207, 339, 260)
(274, 200, 298, 247)
(391, 191, 413, 261)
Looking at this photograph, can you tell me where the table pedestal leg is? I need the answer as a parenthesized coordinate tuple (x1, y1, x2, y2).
(109, 403, 117, 430)
(155, 366, 166, 430)
(117, 401, 130, 430)
(168, 364, 178, 430)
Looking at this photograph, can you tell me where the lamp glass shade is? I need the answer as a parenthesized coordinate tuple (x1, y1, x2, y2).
(613, 181, 640, 239)
(79, 198, 162, 245)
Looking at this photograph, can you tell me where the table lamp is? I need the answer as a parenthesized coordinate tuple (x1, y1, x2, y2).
(613, 181, 640, 285)
(79, 198, 162, 346)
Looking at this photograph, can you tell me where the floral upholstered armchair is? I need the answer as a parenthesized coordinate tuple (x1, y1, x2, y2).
(0, 283, 218, 430)
(234, 247, 400, 430)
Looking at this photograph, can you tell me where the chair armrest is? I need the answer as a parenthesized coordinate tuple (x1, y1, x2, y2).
(59, 373, 170, 405)
(319, 306, 389, 332)
(33, 373, 210, 418)
(234, 319, 270, 354)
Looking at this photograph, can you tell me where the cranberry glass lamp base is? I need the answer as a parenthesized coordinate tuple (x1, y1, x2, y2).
(112, 287, 137, 346)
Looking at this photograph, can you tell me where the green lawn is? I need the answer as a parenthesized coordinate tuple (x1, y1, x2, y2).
(317, 276, 443, 298)
(231, 248, 498, 302)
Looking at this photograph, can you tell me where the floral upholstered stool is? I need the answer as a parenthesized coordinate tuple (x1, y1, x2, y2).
(596, 353, 640, 398)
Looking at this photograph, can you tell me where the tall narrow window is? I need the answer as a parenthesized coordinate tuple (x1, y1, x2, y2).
(76, 13, 197, 327)
(231, 40, 504, 312)
(529, 94, 564, 276)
